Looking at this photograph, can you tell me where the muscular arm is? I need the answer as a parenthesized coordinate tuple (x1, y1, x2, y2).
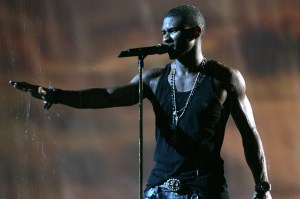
(229, 71, 269, 183)
(61, 68, 163, 108)
(229, 71, 271, 198)
(55, 83, 140, 109)
(204, 61, 271, 198)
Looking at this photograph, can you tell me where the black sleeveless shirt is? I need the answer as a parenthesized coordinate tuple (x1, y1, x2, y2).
(146, 61, 231, 190)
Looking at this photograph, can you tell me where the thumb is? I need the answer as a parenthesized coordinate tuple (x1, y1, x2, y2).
(38, 87, 47, 96)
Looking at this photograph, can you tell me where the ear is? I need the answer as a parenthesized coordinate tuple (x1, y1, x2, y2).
(193, 26, 201, 38)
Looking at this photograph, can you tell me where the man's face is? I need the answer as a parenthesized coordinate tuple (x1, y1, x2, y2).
(161, 16, 196, 59)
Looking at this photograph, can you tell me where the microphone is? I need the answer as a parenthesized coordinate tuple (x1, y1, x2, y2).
(118, 44, 169, 57)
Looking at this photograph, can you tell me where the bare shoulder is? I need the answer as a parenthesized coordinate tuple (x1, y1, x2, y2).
(229, 68, 246, 98)
(130, 67, 165, 94)
(209, 60, 246, 99)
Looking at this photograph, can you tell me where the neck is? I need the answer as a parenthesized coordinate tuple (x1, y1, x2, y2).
(175, 55, 205, 75)
(175, 41, 204, 75)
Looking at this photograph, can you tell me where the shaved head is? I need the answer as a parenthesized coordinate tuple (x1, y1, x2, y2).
(164, 5, 205, 36)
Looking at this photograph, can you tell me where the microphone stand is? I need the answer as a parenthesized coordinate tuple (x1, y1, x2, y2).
(137, 54, 145, 199)
(118, 52, 146, 199)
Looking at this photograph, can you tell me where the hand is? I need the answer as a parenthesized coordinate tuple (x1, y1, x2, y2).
(253, 191, 272, 199)
(9, 80, 47, 99)
(9, 81, 53, 109)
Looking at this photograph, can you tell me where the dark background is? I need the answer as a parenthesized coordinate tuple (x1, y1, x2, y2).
(1, 0, 299, 198)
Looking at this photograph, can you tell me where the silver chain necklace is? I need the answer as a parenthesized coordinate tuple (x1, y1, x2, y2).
(170, 58, 206, 131)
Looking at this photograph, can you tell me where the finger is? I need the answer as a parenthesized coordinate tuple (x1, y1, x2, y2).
(9, 80, 17, 87)
(38, 87, 47, 95)
(10, 81, 37, 93)
(9, 81, 27, 90)
(43, 101, 53, 109)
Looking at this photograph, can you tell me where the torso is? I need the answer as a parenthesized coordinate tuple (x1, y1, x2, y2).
(145, 61, 231, 188)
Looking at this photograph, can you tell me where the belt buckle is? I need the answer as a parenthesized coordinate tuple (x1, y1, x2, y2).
(165, 178, 182, 192)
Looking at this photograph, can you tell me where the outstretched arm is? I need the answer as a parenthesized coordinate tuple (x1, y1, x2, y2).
(9, 79, 141, 109)
(229, 70, 272, 199)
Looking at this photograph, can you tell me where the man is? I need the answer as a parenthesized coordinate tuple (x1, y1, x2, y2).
(10, 5, 271, 199)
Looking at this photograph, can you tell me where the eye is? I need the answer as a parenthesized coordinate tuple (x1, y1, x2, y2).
(161, 27, 180, 36)
(168, 28, 178, 33)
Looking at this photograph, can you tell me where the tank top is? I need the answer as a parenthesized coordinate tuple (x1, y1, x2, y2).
(146, 60, 231, 190)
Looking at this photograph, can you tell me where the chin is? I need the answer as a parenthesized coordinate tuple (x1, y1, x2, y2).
(168, 54, 177, 60)
(167, 49, 179, 60)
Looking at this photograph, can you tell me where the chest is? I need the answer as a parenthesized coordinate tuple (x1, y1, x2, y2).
(167, 72, 200, 93)
(155, 74, 220, 114)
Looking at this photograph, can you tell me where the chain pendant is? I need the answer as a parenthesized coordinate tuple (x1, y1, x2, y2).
(173, 110, 177, 117)
(171, 110, 178, 133)
(173, 111, 178, 123)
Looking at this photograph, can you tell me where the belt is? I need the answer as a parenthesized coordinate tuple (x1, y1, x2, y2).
(161, 178, 184, 192)
(158, 179, 200, 198)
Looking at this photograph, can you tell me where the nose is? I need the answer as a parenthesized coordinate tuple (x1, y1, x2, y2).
(163, 33, 173, 44)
